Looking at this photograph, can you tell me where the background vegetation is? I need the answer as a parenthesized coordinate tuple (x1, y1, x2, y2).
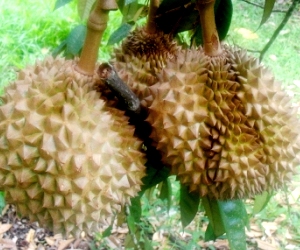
(1, 0, 300, 95)
(1, 0, 300, 249)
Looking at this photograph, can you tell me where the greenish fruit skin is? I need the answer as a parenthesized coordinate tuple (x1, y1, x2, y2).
(146, 46, 300, 199)
(0, 57, 146, 237)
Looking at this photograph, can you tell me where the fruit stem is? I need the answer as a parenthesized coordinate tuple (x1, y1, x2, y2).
(145, 0, 160, 34)
(76, 0, 118, 75)
(97, 63, 141, 113)
(195, 0, 222, 56)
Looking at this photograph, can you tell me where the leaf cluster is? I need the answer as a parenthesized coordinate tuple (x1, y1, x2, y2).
(52, 0, 278, 57)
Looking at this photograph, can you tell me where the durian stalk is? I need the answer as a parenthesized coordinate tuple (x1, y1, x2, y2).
(146, 0, 160, 34)
(196, 0, 222, 56)
(76, 0, 118, 75)
(98, 63, 141, 113)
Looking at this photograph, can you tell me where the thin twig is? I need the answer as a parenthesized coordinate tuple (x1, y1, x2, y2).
(241, 0, 287, 13)
(259, 0, 299, 61)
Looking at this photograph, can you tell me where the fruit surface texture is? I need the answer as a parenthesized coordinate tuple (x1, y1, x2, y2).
(0, 57, 146, 236)
(113, 27, 178, 105)
(146, 46, 300, 199)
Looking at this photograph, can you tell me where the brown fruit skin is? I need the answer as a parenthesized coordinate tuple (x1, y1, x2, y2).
(113, 27, 178, 105)
(146, 46, 300, 199)
(0, 57, 146, 237)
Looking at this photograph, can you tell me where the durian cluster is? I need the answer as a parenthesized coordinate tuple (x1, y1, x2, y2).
(115, 44, 300, 199)
(0, 57, 146, 236)
(1, 23, 299, 238)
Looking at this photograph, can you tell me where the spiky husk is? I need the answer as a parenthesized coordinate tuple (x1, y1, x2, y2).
(113, 27, 178, 105)
(0, 57, 146, 236)
(146, 46, 300, 199)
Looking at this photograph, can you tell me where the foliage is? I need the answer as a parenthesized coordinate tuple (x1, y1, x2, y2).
(260, 0, 276, 27)
(0, 192, 5, 214)
(180, 185, 200, 228)
(0, 0, 79, 92)
(53, 24, 87, 58)
(229, 0, 300, 97)
(253, 191, 274, 215)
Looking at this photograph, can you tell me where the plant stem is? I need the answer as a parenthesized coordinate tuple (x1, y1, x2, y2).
(76, 0, 117, 75)
(146, 0, 160, 34)
(97, 63, 141, 113)
(196, 0, 222, 56)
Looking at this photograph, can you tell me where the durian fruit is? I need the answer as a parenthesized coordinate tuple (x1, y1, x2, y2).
(0, 57, 146, 236)
(146, 46, 300, 199)
(0, 0, 146, 237)
(113, 0, 178, 105)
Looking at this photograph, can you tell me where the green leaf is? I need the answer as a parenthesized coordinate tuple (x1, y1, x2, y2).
(124, 0, 136, 6)
(140, 164, 170, 194)
(176, 11, 199, 33)
(66, 24, 87, 57)
(107, 23, 132, 45)
(77, 0, 96, 20)
(218, 200, 248, 250)
(121, 2, 145, 23)
(191, 0, 232, 46)
(202, 197, 225, 238)
(52, 40, 67, 57)
(129, 196, 142, 223)
(191, 26, 203, 47)
(159, 178, 172, 212)
(156, 0, 196, 34)
(0, 192, 5, 214)
(126, 213, 136, 233)
(203, 198, 248, 248)
(54, 0, 73, 10)
(253, 191, 273, 215)
(180, 184, 200, 228)
(157, 0, 232, 43)
(117, 0, 138, 10)
(144, 185, 156, 202)
(205, 223, 217, 241)
(259, 0, 276, 27)
(215, 0, 233, 41)
(124, 234, 135, 248)
(143, 235, 153, 250)
(102, 225, 112, 238)
(132, 5, 145, 22)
